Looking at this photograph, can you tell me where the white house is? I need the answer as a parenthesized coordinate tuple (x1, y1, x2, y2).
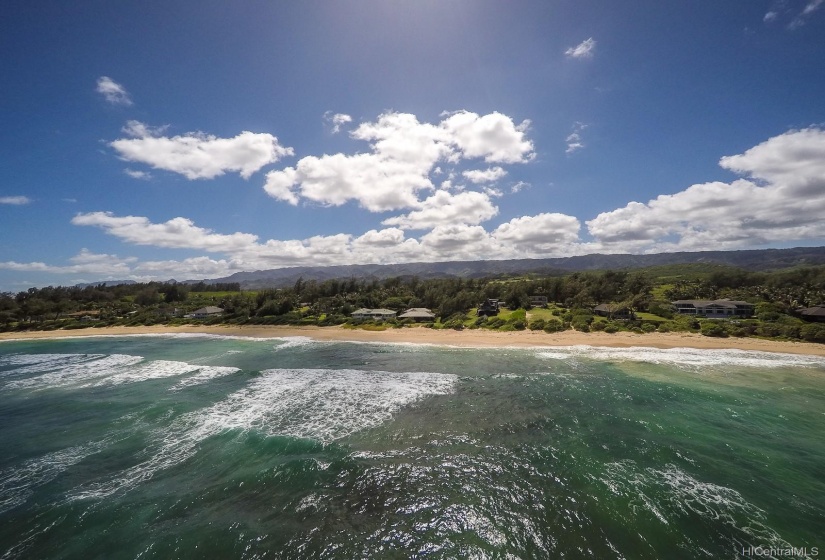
(188, 306, 225, 319)
(672, 299, 754, 318)
(350, 308, 397, 320)
(398, 308, 436, 322)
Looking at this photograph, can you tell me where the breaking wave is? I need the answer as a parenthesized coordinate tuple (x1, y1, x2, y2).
(537, 346, 825, 369)
(68, 368, 457, 500)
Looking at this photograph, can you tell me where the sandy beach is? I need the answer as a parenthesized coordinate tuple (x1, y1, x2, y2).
(1, 324, 824, 356)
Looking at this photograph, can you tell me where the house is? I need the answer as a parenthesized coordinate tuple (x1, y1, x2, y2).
(398, 308, 436, 322)
(798, 305, 825, 322)
(529, 295, 548, 307)
(188, 306, 224, 319)
(594, 303, 634, 319)
(350, 308, 397, 320)
(672, 299, 754, 318)
(477, 299, 500, 316)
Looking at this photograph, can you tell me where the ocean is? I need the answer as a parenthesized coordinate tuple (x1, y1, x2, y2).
(0, 335, 823, 559)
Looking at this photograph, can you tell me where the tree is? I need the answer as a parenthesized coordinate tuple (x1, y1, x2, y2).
(135, 289, 160, 306)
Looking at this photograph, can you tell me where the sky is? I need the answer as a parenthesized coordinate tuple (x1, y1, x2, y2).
(2, 0, 825, 291)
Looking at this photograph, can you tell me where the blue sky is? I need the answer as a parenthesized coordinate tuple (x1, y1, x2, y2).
(2, 0, 825, 290)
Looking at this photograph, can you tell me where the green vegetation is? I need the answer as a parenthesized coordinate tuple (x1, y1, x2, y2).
(1, 264, 824, 344)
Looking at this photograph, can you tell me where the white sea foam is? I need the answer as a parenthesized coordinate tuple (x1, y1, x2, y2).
(68, 368, 457, 500)
(0, 439, 111, 514)
(4, 354, 144, 390)
(2, 353, 239, 391)
(598, 460, 792, 548)
(169, 366, 239, 391)
(537, 346, 825, 370)
(272, 336, 319, 351)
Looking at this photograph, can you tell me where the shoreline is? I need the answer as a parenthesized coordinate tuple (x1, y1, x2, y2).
(1, 324, 824, 356)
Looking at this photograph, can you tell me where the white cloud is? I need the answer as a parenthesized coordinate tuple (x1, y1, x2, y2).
(111, 121, 293, 180)
(325, 112, 353, 134)
(441, 111, 534, 164)
(0, 249, 136, 276)
(382, 190, 499, 230)
(124, 169, 152, 180)
(96, 76, 132, 106)
(565, 122, 588, 154)
(586, 127, 825, 252)
(462, 167, 507, 184)
(264, 111, 533, 212)
(0, 196, 32, 205)
(789, 0, 823, 28)
(565, 38, 596, 59)
(763, 10, 778, 22)
(493, 213, 582, 253)
(22, 126, 823, 285)
(510, 181, 530, 194)
(71, 212, 260, 252)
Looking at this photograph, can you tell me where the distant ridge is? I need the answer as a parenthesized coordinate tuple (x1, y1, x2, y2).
(189, 246, 825, 289)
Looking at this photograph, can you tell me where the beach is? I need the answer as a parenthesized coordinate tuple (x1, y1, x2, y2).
(1, 324, 824, 356)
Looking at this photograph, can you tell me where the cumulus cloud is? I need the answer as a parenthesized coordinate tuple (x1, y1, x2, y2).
(0, 249, 136, 276)
(382, 190, 499, 229)
(96, 76, 132, 106)
(325, 112, 353, 134)
(565, 38, 596, 59)
(23, 126, 825, 284)
(493, 213, 582, 252)
(111, 121, 293, 179)
(586, 127, 825, 252)
(0, 196, 32, 205)
(71, 212, 260, 252)
(462, 167, 507, 184)
(264, 111, 533, 212)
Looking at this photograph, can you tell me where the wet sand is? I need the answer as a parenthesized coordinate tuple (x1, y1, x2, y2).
(1, 324, 824, 356)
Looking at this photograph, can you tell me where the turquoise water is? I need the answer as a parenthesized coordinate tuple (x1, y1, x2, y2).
(0, 335, 823, 559)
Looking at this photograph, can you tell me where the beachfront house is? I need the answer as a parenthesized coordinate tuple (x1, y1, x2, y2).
(350, 308, 397, 321)
(477, 299, 500, 316)
(398, 308, 436, 322)
(529, 295, 548, 307)
(797, 305, 825, 322)
(188, 306, 225, 319)
(671, 299, 754, 318)
(594, 303, 634, 320)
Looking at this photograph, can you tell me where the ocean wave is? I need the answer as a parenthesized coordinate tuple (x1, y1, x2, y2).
(2, 353, 239, 391)
(67, 368, 457, 500)
(537, 346, 825, 369)
(597, 460, 792, 550)
(272, 336, 319, 351)
(4, 354, 144, 390)
(0, 439, 111, 514)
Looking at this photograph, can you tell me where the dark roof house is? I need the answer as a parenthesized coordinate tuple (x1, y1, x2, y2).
(398, 308, 436, 322)
(672, 299, 754, 318)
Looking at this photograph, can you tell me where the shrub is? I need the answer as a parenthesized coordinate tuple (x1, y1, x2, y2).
(641, 323, 656, 333)
(604, 324, 619, 333)
(591, 321, 606, 331)
(529, 318, 546, 331)
(701, 322, 728, 337)
(486, 317, 506, 329)
(800, 323, 825, 342)
(572, 318, 590, 332)
(543, 319, 565, 333)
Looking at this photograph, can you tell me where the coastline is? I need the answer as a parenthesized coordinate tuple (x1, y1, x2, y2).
(1, 324, 824, 356)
